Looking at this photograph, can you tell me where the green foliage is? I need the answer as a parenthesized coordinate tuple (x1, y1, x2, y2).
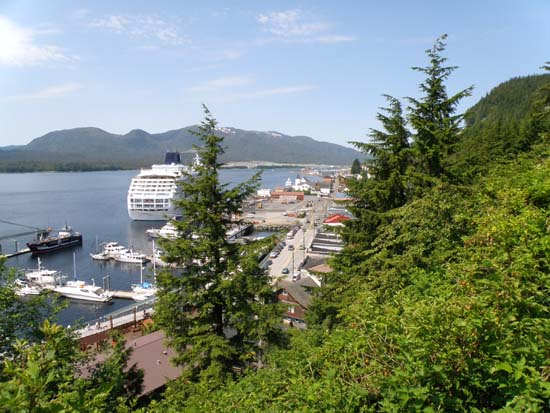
(150, 42, 550, 413)
(0, 320, 111, 413)
(407, 34, 473, 179)
(449, 73, 550, 179)
(350, 158, 362, 174)
(0, 259, 65, 359)
(155, 106, 286, 391)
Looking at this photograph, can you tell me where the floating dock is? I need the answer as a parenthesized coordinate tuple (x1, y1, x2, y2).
(111, 290, 140, 299)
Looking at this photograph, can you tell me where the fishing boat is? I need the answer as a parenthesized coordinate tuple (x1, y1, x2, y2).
(27, 225, 82, 254)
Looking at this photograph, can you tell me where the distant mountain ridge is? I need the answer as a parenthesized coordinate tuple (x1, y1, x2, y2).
(0, 126, 362, 171)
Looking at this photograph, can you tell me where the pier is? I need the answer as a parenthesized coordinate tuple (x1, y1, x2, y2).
(0, 219, 43, 259)
(2, 247, 31, 258)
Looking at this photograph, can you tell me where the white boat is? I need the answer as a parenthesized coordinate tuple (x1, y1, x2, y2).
(150, 248, 170, 267)
(145, 228, 161, 238)
(114, 249, 149, 264)
(103, 242, 128, 258)
(127, 152, 200, 221)
(159, 221, 180, 239)
(14, 279, 42, 296)
(53, 280, 113, 302)
(90, 251, 110, 260)
(24, 258, 63, 287)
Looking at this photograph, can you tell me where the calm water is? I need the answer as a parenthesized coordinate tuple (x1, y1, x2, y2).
(0, 168, 301, 325)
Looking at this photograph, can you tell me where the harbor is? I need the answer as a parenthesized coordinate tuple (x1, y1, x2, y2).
(0, 167, 321, 326)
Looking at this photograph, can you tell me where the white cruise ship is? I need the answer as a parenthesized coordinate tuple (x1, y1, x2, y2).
(127, 152, 199, 221)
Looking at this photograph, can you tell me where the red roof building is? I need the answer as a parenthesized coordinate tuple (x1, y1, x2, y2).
(322, 214, 350, 226)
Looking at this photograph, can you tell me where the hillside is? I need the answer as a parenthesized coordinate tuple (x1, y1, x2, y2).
(0, 126, 362, 171)
(449, 73, 550, 176)
(464, 74, 550, 126)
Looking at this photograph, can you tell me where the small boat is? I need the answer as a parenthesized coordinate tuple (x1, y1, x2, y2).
(150, 247, 170, 267)
(103, 242, 128, 258)
(114, 249, 149, 264)
(14, 279, 42, 296)
(131, 259, 157, 301)
(145, 228, 161, 238)
(159, 222, 179, 239)
(53, 280, 113, 302)
(90, 251, 110, 260)
(27, 225, 82, 255)
(24, 258, 64, 288)
(131, 281, 157, 297)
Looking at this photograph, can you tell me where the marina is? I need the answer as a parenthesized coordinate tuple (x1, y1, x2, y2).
(0, 167, 304, 326)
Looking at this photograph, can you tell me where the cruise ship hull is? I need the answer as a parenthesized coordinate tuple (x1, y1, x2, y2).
(127, 209, 180, 221)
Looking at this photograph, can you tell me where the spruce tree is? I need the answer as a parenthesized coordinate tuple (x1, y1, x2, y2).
(407, 34, 473, 179)
(309, 96, 411, 327)
(155, 106, 284, 385)
(350, 158, 362, 175)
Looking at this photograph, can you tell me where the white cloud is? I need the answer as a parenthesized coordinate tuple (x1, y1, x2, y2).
(187, 76, 252, 93)
(258, 10, 327, 37)
(2, 83, 83, 101)
(88, 14, 190, 46)
(257, 9, 356, 44)
(0, 16, 73, 67)
(210, 84, 317, 103)
(315, 35, 357, 44)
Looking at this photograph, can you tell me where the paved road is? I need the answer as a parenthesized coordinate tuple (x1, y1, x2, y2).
(268, 197, 331, 281)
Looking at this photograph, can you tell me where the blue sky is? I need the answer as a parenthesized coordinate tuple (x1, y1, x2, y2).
(0, 0, 548, 147)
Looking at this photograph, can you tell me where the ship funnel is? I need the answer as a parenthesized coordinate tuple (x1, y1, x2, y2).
(164, 152, 181, 164)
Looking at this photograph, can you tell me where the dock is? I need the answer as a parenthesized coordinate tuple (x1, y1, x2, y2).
(1, 247, 32, 259)
(111, 290, 140, 299)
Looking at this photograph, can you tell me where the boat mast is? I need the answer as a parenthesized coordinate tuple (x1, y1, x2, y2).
(152, 238, 156, 280)
(72, 252, 76, 281)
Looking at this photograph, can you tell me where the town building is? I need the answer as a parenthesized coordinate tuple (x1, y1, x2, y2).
(270, 191, 305, 202)
(277, 276, 319, 328)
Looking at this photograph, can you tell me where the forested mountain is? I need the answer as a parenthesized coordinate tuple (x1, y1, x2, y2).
(449, 73, 550, 177)
(0, 126, 362, 171)
(464, 74, 550, 126)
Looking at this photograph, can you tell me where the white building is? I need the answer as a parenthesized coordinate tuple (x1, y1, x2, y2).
(257, 188, 271, 198)
(292, 175, 312, 192)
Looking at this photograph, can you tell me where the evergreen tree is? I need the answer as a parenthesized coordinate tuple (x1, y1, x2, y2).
(407, 34, 473, 179)
(309, 96, 411, 327)
(155, 106, 285, 386)
(350, 158, 361, 174)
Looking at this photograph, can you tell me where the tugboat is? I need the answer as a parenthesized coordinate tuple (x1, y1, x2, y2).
(27, 225, 83, 254)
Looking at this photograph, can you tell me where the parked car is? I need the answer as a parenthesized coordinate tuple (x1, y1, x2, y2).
(282, 267, 290, 275)
(270, 251, 279, 258)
